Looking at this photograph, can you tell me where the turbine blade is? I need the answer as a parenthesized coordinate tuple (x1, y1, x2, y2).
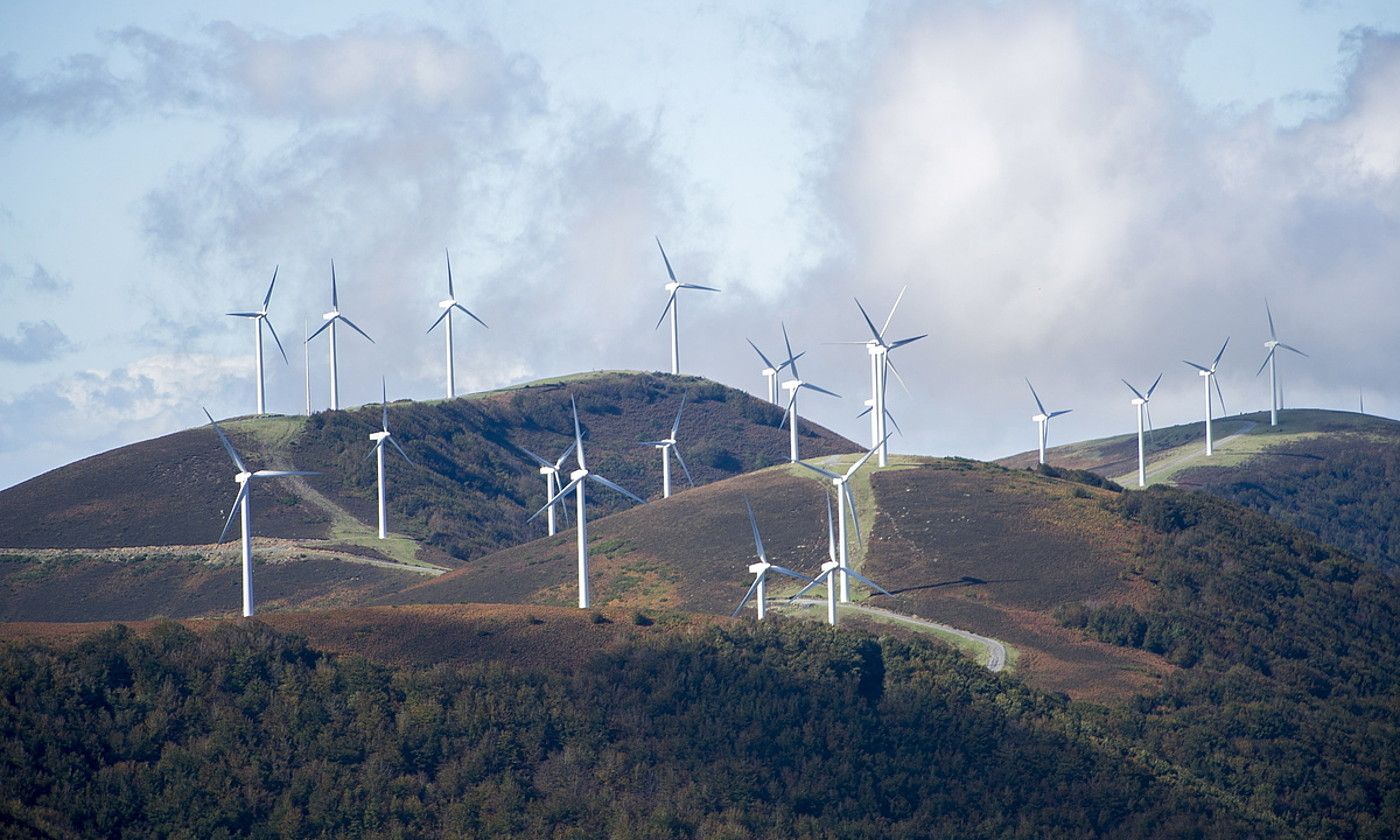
(790, 572, 829, 601)
(744, 497, 768, 563)
(1121, 378, 1146, 401)
(679, 283, 720, 292)
(218, 483, 250, 543)
(843, 568, 893, 598)
(1279, 342, 1307, 357)
(365, 439, 385, 461)
(1182, 360, 1211, 374)
(777, 350, 805, 373)
(826, 493, 836, 564)
(1265, 299, 1276, 341)
(655, 237, 677, 282)
(426, 308, 450, 334)
(654, 291, 677, 330)
(389, 436, 413, 466)
(746, 338, 777, 371)
(883, 409, 903, 436)
(529, 476, 583, 522)
(1049, 409, 1072, 419)
(381, 377, 389, 431)
(1256, 348, 1275, 377)
(589, 474, 645, 505)
(855, 405, 872, 419)
(453, 302, 488, 329)
(781, 322, 799, 380)
(263, 317, 289, 364)
(881, 285, 908, 337)
(555, 441, 577, 470)
(203, 408, 246, 473)
(888, 334, 927, 350)
(445, 249, 455, 299)
(670, 393, 686, 439)
(1025, 378, 1047, 415)
(846, 435, 889, 478)
(330, 260, 338, 308)
(571, 396, 586, 470)
(1213, 337, 1230, 369)
(779, 387, 797, 429)
(252, 469, 318, 478)
(307, 319, 332, 342)
(263, 265, 278, 309)
(801, 383, 841, 399)
(844, 483, 862, 545)
(519, 445, 552, 468)
(1214, 376, 1227, 416)
(226, 311, 262, 318)
(672, 446, 694, 487)
(338, 315, 375, 344)
(731, 576, 763, 617)
(769, 565, 814, 583)
(1146, 372, 1163, 399)
(854, 298, 884, 343)
(795, 460, 841, 481)
(884, 357, 910, 395)
(638, 439, 670, 447)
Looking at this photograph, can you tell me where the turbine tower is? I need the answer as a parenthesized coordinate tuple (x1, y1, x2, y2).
(778, 323, 840, 462)
(520, 441, 576, 536)
(731, 498, 814, 620)
(654, 238, 720, 375)
(426, 249, 488, 399)
(1183, 338, 1229, 456)
(1257, 301, 1307, 427)
(528, 397, 644, 608)
(204, 408, 316, 617)
(226, 266, 288, 416)
(306, 260, 375, 411)
(302, 319, 312, 415)
(795, 436, 887, 603)
(1025, 379, 1072, 465)
(639, 393, 694, 499)
(366, 378, 413, 540)
(853, 287, 927, 467)
(790, 493, 892, 626)
(1121, 373, 1162, 487)
(746, 338, 801, 404)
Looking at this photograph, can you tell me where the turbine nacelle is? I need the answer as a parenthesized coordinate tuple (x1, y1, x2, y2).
(748, 560, 769, 575)
(538, 465, 557, 476)
(234, 471, 252, 484)
(570, 467, 588, 482)
(1032, 413, 1048, 423)
(438, 298, 455, 310)
(322, 310, 338, 321)
(370, 430, 390, 443)
(1130, 397, 1147, 407)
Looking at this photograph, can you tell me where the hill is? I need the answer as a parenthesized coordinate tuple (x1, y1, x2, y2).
(998, 409, 1400, 570)
(0, 372, 858, 621)
(0, 613, 1278, 838)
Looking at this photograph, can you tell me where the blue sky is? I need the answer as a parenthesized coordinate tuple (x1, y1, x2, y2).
(3, 0, 1399, 488)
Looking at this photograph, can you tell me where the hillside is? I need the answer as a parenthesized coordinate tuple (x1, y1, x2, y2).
(0, 372, 858, 621)
(0, 614, 1277, 838)
(998, 409, 1400, 570)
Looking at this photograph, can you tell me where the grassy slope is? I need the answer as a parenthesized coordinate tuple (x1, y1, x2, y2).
(999, 409, 1400, 570)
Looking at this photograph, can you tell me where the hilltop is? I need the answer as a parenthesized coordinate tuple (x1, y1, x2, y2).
(998, 409, 1400, 570)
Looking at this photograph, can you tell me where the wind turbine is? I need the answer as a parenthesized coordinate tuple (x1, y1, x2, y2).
(528, 397, 645, 608)
(1257, 301, 1307, 427)
(306, 261, 375, 410)
(520, 441, 576, 537)
(1183, 338, 1229, 456)
(204, 408, 316, 617)
(731, 498, 814, 620)
(426, 249, 488, 399)
(779, 323, 840, 463)
(1121, 373, 1162, 487)
(746, 338, 802, 404)
(654, 238, 720, 375)
(639, 394, 694, 499)
(853, 287, 927, 466)
(366, 379, 413, 540)
(789, 493, 892, 626)
(226, 266, 288, 416)
(795, 436, 887, 603)
(1025, 379, 1072, 466)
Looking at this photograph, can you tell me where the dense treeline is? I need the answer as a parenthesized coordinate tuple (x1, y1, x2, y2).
(1183, 433, 1400, 571)
(0, 621, 1268, 839)
(1059, 487, 1400, 837)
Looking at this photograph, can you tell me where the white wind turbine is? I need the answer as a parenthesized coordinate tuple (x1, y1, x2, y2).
(795, 436, 887, 603)
(746, 338, 802, 404)
(1121, 373, 1162, 487)
(528, 397, 645, 608)
(1183, 338, 1229, 456)
(205, 408, 317, 617)
(306, 261, 375, 410)
(366, 378, 413, 540)
(226, 266, 288, 416)
(1025, 379, 1072, 466)
(731, 498, 814, 621)
(779, 323, 840, 463)
(426, 249, 488, 399)
(654, 238, 720, 375)
(1257, 301, 1307, 427)
(789, 492, 892, 626)
(639, 393, 694, 499)
(520, 441, 576, 537)
(853, 288, 927, 467)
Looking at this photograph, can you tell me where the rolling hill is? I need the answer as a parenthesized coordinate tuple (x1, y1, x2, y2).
(0, 372, 858, 621)
(998, 409, 1400, 570)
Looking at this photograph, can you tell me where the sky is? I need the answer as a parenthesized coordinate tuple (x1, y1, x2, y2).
(2, 0, 1399, 489)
